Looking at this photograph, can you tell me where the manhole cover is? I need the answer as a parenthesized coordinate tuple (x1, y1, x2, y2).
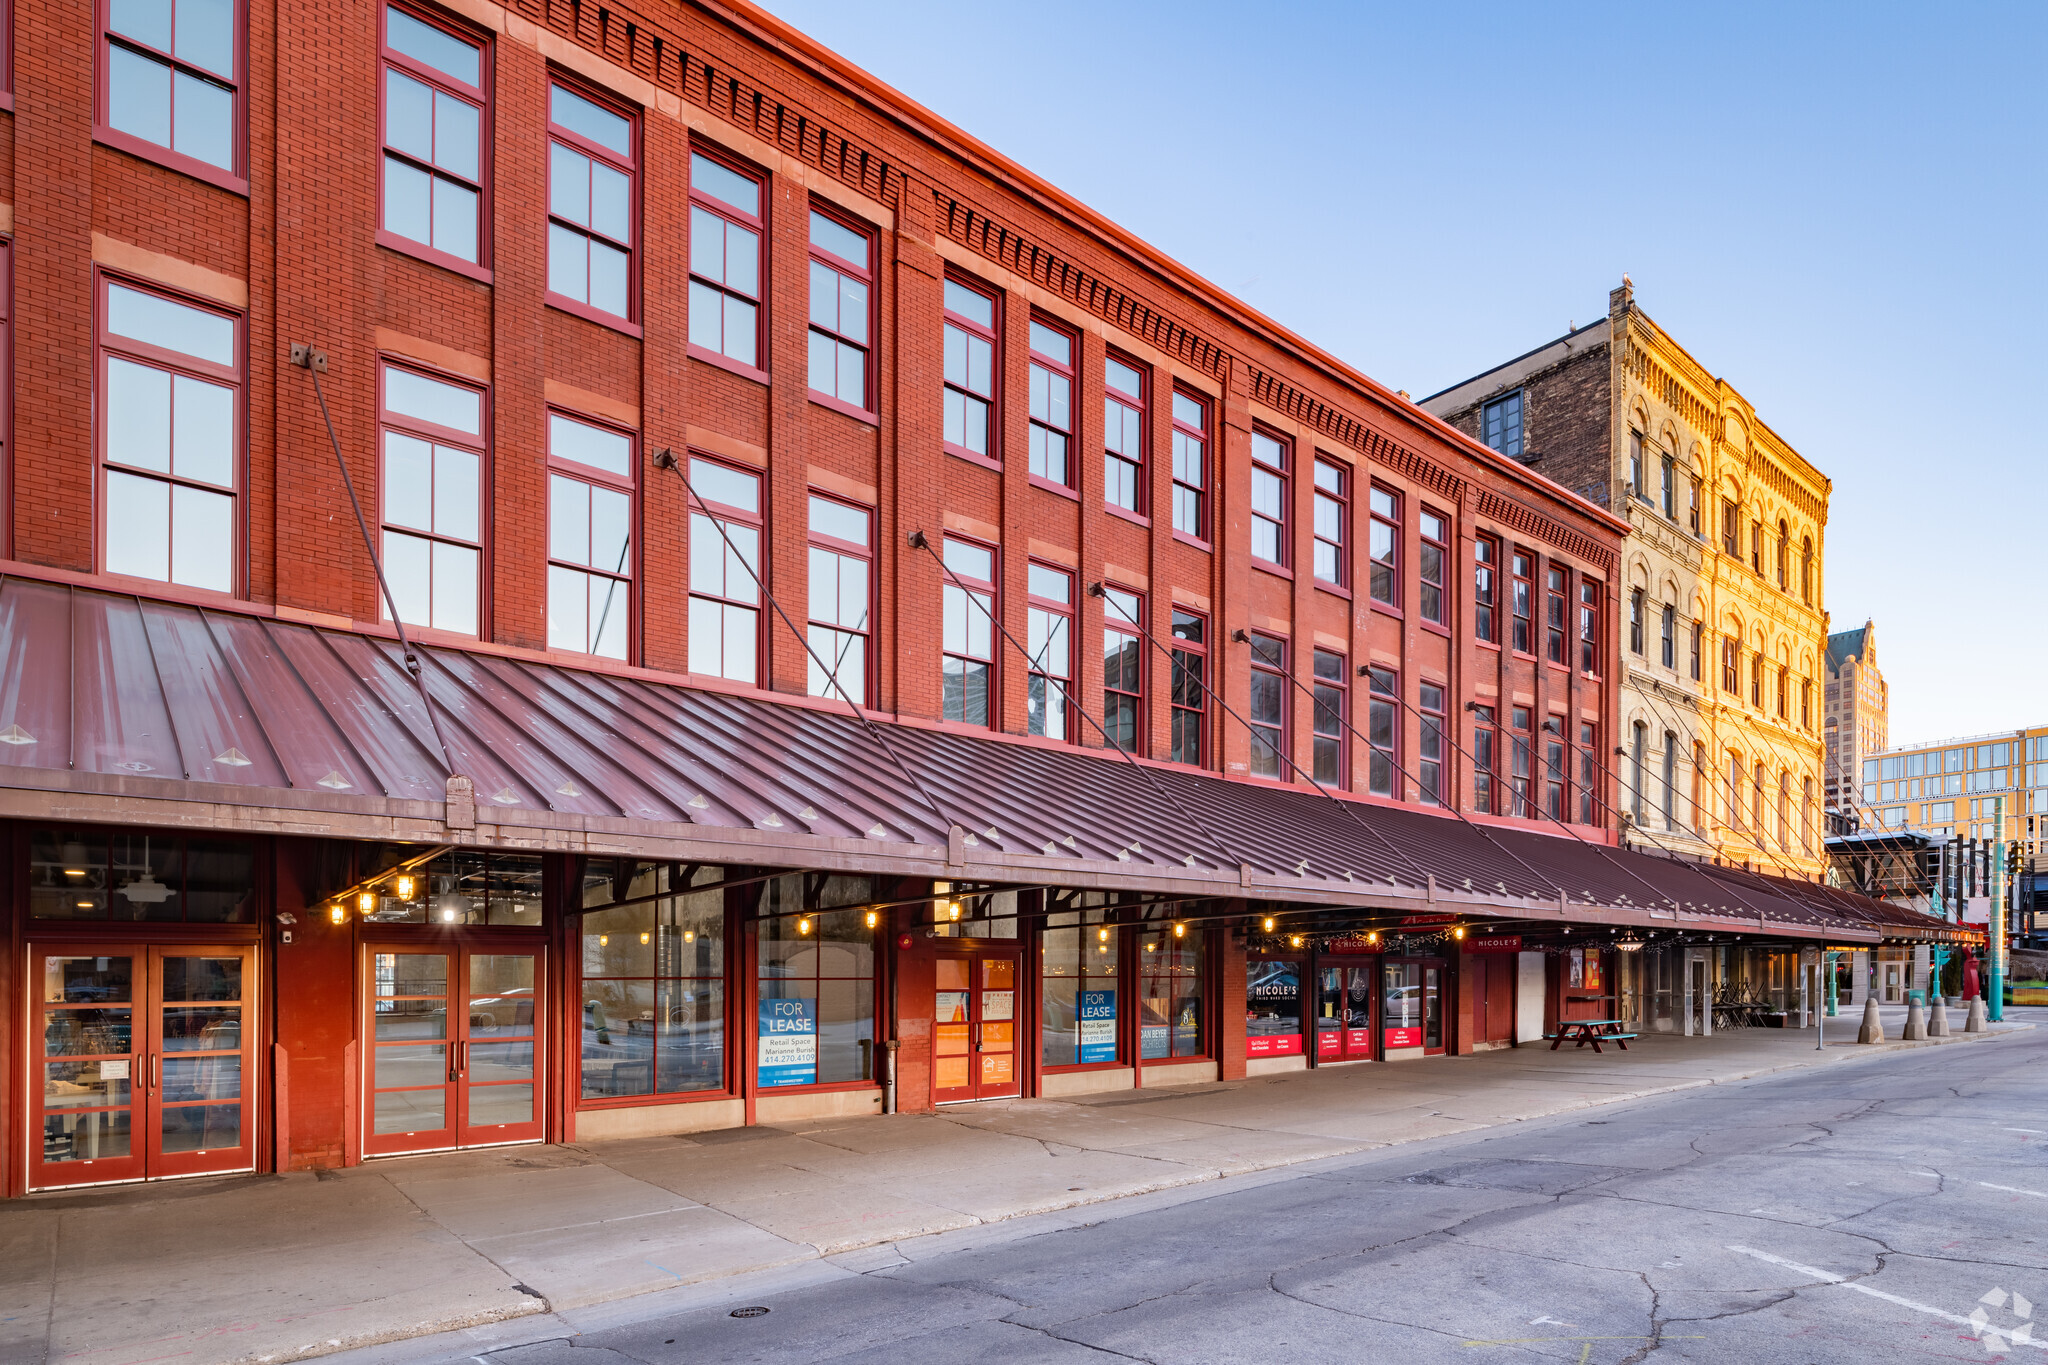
(730, 1306, 771, 1318)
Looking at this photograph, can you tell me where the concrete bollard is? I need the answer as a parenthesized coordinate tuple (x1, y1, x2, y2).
(1966, 996, 1987, 1033)
(1929, 998, 1950, 1037)
(1858, 996, 1884, 1044)
(1903, 999, 1928, 1041)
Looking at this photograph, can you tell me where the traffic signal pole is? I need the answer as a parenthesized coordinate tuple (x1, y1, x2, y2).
(1989, 796, 2007, 1022)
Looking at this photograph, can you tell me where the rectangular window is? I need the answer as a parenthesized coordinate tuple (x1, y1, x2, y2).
(943, 279, 997, 463)
(1750, 520, 1763, 574)
(1662, 732, 1678, 827)
(1471, 705, 1496, 815)
(1690, 620, 1703, 682)
(28, 827, 256, 922)
(806, 495, 871, 705)
(1800, 678, 1811, 729)
(1721, 635, 1739, 693)
(1510, 706, 1532, 818)
(1511, 551, 1534, 654)
(380, 5, 485, 267)
(1250, 430, 1288, 566)
(1170, 390, 1208, 540)
(1474, 536, 1498, 644)
(1482, 391, 1522, 458)
(1169, 610, 1207, 767)
(1104, 356, 1146, 512)
(100, 279, 241, 594)
(1750, 652, 1762, 707)
(942, 537, 997, 726)
(1026, 564, 1074, 741)
(1367, 668, 1397, 798)
(1722, 499, 1740, 556)
(545, 413, 633, 660)
(1729, 751, 1745, 831)
(581, 865, 726, 1100)
(1546, 567, 1566, 664)
(686, 457, 760, 683)
(1579, 722, 1598, 825)
(1041, 906, 1121, 1069)
(1628, 430, 1644, 499)
(1579, 580, 1600, 674)
(1138, 929, 1205, 1060)
(1313, 459, 1348, 586)
(688, 152, 763, 368)
(1660, 602, 1675, 668)
(379, 363, 484, 635)
(1418, 509, 1448, 624)
(757, 874, 875, 1087)
(1776, 665, 1789, 720)
(1419, 683, 1445, 806)
(1102, 588, 1144, 753)
(1248, 634, 1287, 780)
(105, 0, 243, 182)
(1368, 485, 1399, 604)
(1688, 476, 1702, 536)
(1629, 588, 1645, 656)
(1660, 454, 1675, 519)
(547, 82, 635, 321)
(1545, 724, 1566, 822)
(1026, 320, 1073, 486)
(1312, 650, 1346, 786)
(807, 210, 873, 413)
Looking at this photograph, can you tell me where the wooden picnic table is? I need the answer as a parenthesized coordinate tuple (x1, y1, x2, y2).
(1547, 1018, 1636, 1053)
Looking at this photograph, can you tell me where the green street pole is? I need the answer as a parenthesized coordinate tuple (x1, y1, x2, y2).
(1826, 949, 1838, 1017)
(1990, 797, 2007, 1022)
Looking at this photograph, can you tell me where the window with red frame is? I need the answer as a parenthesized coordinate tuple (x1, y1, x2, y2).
(1312, 459, 1347, 586)
(943, 280, 996, 463)
(1026, 564, 1074, 741)
(103, 0, 241, 181)
(1250, 430, 1288, 566)
(943, 537, 997, 725)
(546, 413, 633, 659)
(1474, 535, 1499, 643)
(1366, 667, 1397, 798)
(100, 279, 241, 594)
(1509, 706, 1533, 817)
(688, 151, 762, 368)
(380, 5, 485, 267)
(1248, 633, 1287, 779)
(547, 82, 635, 322)
(1104, 356, 1145, 513)
(686, 457, 761, 683)
(1471, 704, 1497, 815)
(1367, 485, 1398, 604)
(1027, 320, 1073, 486)
(1578, 579, 1601, 673)
(1102, 586, 1144, 753)
(808, 210, 872, 413)
(1544, 719, 1566, 821)
(1577, 722, 1598, 825)
(807, 494, 871, 705)
(1418, 509, 1448, 625)
(1170, 390, 1207, 540)
(1169, 609, 1207, 766)
(379, 362, 485, 635)
(1511, 550, 1534, 653)
(1546, 566, 1567, 664)
(1419, 683, 1445, 805)
(1311, 650, 1345, 786)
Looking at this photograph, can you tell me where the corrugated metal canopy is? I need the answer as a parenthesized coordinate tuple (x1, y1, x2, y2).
(0, 576, 1935, 942)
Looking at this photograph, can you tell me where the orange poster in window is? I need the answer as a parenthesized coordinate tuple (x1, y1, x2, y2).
(981, 1021, 1012, 1048)
(935, 1056, 969, 1088)
(935, 1023, 969, 1056)
(983, 959, 1015, 989)
(980, 1052, 1013, 1085)
(1585, 950, 1603, 992)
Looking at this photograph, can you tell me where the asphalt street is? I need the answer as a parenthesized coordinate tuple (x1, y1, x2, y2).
(385, 1031, 2048, 1364)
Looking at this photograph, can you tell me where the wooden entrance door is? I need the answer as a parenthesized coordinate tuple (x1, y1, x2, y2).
(364, 942, 543, 1156)
(1468, 955, 1515, 1046)
(31, 943, 257, 1191)
(932, 949, 1023, 1102)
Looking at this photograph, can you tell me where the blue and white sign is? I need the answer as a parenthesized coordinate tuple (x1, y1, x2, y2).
(758, 998, 817, 1087)
(1079, 990, 1117, 1064)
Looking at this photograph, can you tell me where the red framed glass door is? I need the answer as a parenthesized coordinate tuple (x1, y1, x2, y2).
(365, 943, 542, 1156)
(1383, 959, 1446, 1056)
(933, 949, 1022, 1103)
(1315, 964, 1374, 1061)
(32, 943, 257, 1191)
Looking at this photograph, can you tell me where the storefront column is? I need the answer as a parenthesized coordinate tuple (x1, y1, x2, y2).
(892, 912, 936, 1113)
(1219, 930, 1247, 1081)
(274, 840, 352, 1172)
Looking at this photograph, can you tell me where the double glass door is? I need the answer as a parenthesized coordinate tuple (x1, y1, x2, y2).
(1315, 964, 1374, 1061)
(933, 950, 1021, 1102)
(365, 943, 543, 1155)
(1383, 959, 1444, 1055)
(32, 943, 256, 1190)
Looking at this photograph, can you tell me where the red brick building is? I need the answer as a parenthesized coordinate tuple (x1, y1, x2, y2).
(0, 0, 1918, 1195)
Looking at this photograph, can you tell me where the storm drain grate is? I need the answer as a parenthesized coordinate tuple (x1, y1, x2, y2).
(730, 1306, 771, 1318)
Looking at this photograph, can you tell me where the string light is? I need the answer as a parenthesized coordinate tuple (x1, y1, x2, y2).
(1173, 922, 1185, 939)
(1098, 926, 1110, 942)
(798, 916, 813, 935)
(865, 910, 879, 929)
(1453, 925, 1466, 940)
(1367, 930, 1379, 945)
(1289, 935, 1303, 948)
(1262, 916, 1275, 932)
(395, 875, 417, 901)
(357, 890, 376, 914)
(640, 931, 650, 944)
(683, 929, 695, 943)
(329, 905, 345, 924)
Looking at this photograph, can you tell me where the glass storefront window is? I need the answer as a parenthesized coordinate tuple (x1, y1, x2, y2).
(580, 866, 726, 1099)
(29, 829, 256, 922)
(758, 875, 876, 1087)
(930, 881, 1019, 938)
(369, 850, 545, 925)
(1245, 957, 1301, 1057)
(1138, 929, 1204, 1060)
(1040, 906, 1120, 1067)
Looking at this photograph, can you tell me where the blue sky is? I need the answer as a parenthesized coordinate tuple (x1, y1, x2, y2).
(758, 0, 2046, 746)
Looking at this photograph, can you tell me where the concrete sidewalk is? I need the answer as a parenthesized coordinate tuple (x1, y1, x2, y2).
(4, 1009, 2034, 1365)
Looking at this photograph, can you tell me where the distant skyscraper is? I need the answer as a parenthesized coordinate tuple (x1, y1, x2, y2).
(1824, 621, 1886, 814)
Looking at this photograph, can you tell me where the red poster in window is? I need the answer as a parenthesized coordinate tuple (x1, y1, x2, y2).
(1384, 1027, 1423, 1049)
(1247, 1033, 1302, 1057)
(1346, 1028, 1372, 1052)
(1585, 952, 1604, 992)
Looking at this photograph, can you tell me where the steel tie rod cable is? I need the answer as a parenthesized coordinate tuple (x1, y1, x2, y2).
(911, 531, 1243, 875)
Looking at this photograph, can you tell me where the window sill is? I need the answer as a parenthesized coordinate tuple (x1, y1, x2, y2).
(376, 230, 494, 285)
(1314, 581, 1352, 602)
(1421, 622, 1452, 640)
(687, 344, 769, 386)
(96, 569, 245, 607)
(95, 126, 249, 196)
(1029, 474, 1078, 501)
(575, 1089, 735, 1112)
(1105, 503, 1150, 529)
(1041, 1062, 1130, 1075)
(1368, 601, 1402, 621)
(1512, 650, 1539, 662)
(755, 1079, 882, 1096)
(0, 92, 15, 113)
(1171, 530, 1211, 553)
(808, 390, 879, 426)
(944, 444, 1002, 474)
(547, 292, 643, 338)
(1252, 559, 1292, 582)
(1476, 639, 1502, 653)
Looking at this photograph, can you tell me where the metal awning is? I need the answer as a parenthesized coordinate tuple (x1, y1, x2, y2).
(0, 576, 1904, 941)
